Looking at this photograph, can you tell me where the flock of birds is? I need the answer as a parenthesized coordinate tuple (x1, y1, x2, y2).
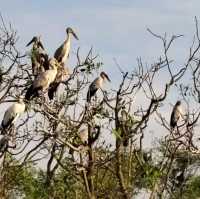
(0, 27, 111, 152)
(0, 27, 184, 154)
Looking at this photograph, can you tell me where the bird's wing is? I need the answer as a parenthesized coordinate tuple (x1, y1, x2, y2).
(48, 82, 60, 100)
(2, 106, 16, 128)
(40, 54, 49, 71)
(33, 71, 49, 88)
(0, 136, 8, 152)
(54, 43, 65, 62)
(87, 80, 99, 102)
(177, 106, 184, 120)
(170, 109, 176, 128)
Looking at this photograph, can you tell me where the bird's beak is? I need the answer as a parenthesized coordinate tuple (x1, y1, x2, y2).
(26, 37, 35, 47)
(72, 31, 79, 40)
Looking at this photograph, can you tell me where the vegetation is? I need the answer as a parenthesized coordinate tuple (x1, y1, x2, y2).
(1, 15, 200, 199)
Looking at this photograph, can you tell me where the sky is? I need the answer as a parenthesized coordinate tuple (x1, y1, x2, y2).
(2, 0, 200, 73)
(1, 0, 200, 152)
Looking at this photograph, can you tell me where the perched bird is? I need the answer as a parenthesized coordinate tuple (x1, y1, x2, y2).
(26, 36, 44, 48)
(69, 126, 100, 156)
(48, 67, 70, 100)
(26, 36, 49, 75)
(78, 125, 100, 145)
(25, 58, 59, 100)
(1, 96, 26, 131)
(54, 27, 79, 65)
(170, 101, 184, 129)
(87, 72, 111, 103)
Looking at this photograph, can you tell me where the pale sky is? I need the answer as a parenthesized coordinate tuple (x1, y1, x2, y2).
(2, 0, 200, 73)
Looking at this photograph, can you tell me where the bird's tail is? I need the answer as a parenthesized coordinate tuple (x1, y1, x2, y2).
(25, 85, 34, 100)
(48, 83, 59, 100)
(25, 85, 40, 100)
(0, 135, 9, 153)
(87, 88, 98, 103)
(86, 91, 91, 103)
(170, 121, 177, 131)
(0, 126, 6, 135)
(0, 123, 9, 135)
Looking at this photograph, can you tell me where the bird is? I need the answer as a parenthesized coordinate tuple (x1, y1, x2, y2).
(54, 27, 79, 66)
(26, 36, 49, 75)
(87, 72, 111, 103)
(78, 125, 100, 145)
(1, 96, 26, 132)
(48, 67, 70, 100)
(25, 58, 59, 100)
(170, 100, 184, 129)
(69, 126, 100, 156)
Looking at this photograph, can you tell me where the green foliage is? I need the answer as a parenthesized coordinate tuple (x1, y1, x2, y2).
(184, 177, 200, 199)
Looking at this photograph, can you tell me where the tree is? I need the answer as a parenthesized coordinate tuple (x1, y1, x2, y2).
(1, 14, 200, 199)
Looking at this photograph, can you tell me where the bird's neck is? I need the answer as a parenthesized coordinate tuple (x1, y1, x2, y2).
(98, 76, 104, 87)
(66, 33, 72, 42)
(32, 43, 37, 50)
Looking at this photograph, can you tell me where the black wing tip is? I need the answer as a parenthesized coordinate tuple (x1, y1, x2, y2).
(25, 86, 32, 100)
(86, 92, 91, 103)
(170, 121, 177, 129)
(48, 91, 54, 100)
(48, 83, 59, 100)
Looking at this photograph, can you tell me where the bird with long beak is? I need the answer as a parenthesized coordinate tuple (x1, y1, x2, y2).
(25, 58, 59, 100)
(26, 36, 49, 75)
(1, 96, 26, 132)
(54, 27, 79, 66)
(170, 100, 184, 129)
(87, 72, 111, 103)
(48, 67, 70, 100)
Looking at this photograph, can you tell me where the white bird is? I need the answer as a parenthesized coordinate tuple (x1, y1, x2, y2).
(25, 58, 59, 100)
(48, 67, 71, 100)
(87, 72, 111, 103)
(26, 36, 49, 75)
(1, 97, 26, 131)
(54, 27, 79, 66)
(170, 101, 184, 129)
